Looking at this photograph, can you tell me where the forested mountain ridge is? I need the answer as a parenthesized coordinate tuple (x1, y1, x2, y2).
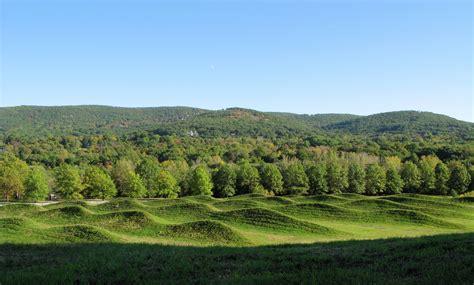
(0, 106, 472, 140)
(326, 111, 474, 139)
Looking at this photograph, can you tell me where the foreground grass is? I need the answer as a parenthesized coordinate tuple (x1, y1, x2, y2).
(1, 233, 473, 284)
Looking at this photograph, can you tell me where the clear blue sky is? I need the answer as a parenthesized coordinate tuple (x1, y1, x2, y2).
(1, 0, 472, 121)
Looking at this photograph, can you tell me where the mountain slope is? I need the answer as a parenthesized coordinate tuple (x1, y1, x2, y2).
(326, 111, 473, 139)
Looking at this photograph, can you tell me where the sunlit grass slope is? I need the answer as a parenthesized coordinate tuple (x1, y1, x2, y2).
(0, 194, 473, 246)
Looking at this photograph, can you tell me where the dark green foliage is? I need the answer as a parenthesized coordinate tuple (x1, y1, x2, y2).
(347, 163, 366, 194)
(54, 165, 84, 200)
(365, 164, 386, 195)
(448, 161, 471, 195)
(306, 163, 329, 195)
(24, 166, 50, 201)
(259, 163, 284, 195)
(189, 166, 213, 196)
(236, 162, 263, 195)
(385, 167, 403, 195)
(212, 164, 237, 198)
(83, 166, 117, 200)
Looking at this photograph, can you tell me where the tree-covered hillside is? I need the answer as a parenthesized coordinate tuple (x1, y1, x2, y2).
(326, 111, 474, 139)
(0, 106, 472, 141)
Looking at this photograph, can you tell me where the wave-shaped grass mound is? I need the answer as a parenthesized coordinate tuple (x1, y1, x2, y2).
(0, 204, 41, 214)
(252, 196, 295, 206)
(374, 209, 463, 229)
(42, 205, 93, 217)
(183, 195, 216, 203)
(345, 199, 415, 211)
(0, 217, 32, 230)
(381, 196, 464, 210)
(94, 210, 156, 229)
(289, 195, 350, 204)
(165, 220, 247, 245)
(212, 200, 264, 211)
(96, 199, 147, 211)
(151, 203, 214, 222)
(214, 208, 339, 235)
(279, 202, 359, 220)
(49, 225, 116, 242)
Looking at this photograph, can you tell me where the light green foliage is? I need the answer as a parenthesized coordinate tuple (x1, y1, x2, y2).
(401, 161, 421, 193)
(213, 164, 237, 198)
(448, 161, 471, 195)
(419, 159, 436, 194)
(347, 163, 366, 194)
(0, 156, 28, 201)
(237, 162, 262, 195)
(259, 163, 283, 195)
(326, 160, 348, 194)
(54, 164, 84, 200)
(434, 162, 450, 195)
(189, 166, 213, 196)
(156, 170, 180, 198)
(24, 166, 50, 201)
(385, 167, 403, 195)
(120, 172, 147, 198)
(365, 164, 386, 195)
(282, 161, 309, 195)
(83, 166, 117, 200)
(136, 157, 162, 198)
(111, 159, 135, 195)
(306, 163, 329, 195)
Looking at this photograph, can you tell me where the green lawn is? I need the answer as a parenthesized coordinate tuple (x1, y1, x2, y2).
(0, 194, 473, 283)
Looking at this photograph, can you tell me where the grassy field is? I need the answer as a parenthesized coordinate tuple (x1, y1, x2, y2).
(1, 194, 473, 283)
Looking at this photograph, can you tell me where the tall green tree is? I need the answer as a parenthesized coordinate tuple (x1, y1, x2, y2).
(259, 163, 284, 195)
(236, 162, 262, 195)
(306, 163, 329, 195)
(136, 157, 161, 197)
(326, 160, 348, 194)
(120, 171, 147, 198)
(189, 166, 213, 196)
(434, 162, 450, 195)
(385, 166, 403, 195)
(347, 163, 366, 194)
(213, 164, 237, 198)
(111, 159, 135, 195)
(24, 166, 50, 201)
(83, 166, 117, 200)
(54, 164, 84, 200)
(419, 159, 436, 194)
(365, 164, 386, 195)
(156, 169, 180, 198)
(0, 156, 28, 201)
(401, 161, 421, 193)
(447, 161, 471, 195)
(281, 161, 309, 195)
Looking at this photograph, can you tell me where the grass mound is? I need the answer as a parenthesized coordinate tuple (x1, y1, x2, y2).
(96, 210, 156, 229)
(43, 205, 92, 217)
(345, 198, 414, 211)
(151, 203, 214, 222)
(375, 209, 462, 229)
(97, 199, 146, 211)
(165, 220, 247, 245)
(212, 199, 264, 211)
(457, 197, 474, 203)
(214, 208, 338, 234)
(252, 196, 295, 206)
(280, 202, 358, 220)
(289, 195, 349, 204)
(0, 204, 41, 214)
(183, 195, 216, 203)
(0, 217, 31, 230)
(381, 196, 464, 210)
(50, 225, 116, 242)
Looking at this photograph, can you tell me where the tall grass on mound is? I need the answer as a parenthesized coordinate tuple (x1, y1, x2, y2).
(48, 225, 117, 243)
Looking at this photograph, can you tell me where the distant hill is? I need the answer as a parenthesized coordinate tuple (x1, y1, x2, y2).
(325, 111, 474, 139)
(0, 106, 472, 140)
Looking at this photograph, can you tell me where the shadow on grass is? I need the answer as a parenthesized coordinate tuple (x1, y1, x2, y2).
(1, 233, 473, 284)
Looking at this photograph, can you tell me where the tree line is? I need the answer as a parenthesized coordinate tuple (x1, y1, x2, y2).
(0, 152, 471, 201)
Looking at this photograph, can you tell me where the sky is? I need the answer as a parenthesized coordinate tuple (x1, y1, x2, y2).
(0, 0, 472, 121)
